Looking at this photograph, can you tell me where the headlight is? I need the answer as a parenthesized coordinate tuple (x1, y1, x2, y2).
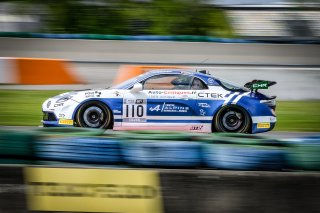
(46, 100, 51, 108)
(56, 96, 73, 103)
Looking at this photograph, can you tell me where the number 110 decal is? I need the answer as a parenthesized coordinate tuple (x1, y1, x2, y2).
(125, 104, 145, 117)
(123, 99, 147, 122)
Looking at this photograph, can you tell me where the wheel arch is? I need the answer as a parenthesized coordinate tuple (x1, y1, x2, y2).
(73, 99, 114, 128)
(211, 103, 253, 133)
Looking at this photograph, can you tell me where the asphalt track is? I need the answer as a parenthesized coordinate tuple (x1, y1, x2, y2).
(0, 38, 319, 100)
(1, 38, 319, 65)
(0, 126, 318, 139)
(0, 63, 320, 100)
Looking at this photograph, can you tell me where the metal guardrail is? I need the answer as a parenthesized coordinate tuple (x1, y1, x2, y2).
(0, 32, 319, 44)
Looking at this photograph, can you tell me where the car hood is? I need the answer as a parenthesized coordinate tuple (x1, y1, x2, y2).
(42, 88, 123, 111)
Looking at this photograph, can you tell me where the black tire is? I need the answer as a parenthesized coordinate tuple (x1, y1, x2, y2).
(75, 101, 112, 129)
(214, 105, 251, 133)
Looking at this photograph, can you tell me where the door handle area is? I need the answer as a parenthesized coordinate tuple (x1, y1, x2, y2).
(182, 95, 189, 100)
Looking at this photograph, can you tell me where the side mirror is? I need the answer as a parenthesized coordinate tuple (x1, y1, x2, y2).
(130, 83, 143, 93)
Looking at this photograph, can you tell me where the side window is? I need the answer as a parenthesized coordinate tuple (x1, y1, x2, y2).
(191, 77, 208, 90)
(143, 74, 193, 90)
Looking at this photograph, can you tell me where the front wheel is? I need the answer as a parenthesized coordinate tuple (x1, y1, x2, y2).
(75, 101, 112, 129)
(214, 106, 251, 133)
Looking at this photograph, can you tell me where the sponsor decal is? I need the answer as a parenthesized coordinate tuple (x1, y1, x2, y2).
(136, 99, 145, 104)
(148, 94, 175, 99)
(252, 81, 268, 89)
(85, 91, 95, 98)
(123, 118, 147, 122)
(197, 92, 223, 99)
(58, 119, 73, 125)
(149, 103, 189, 113)
(95, 91, 102, 97)
(198, 103, 210, 108)
(164, 91, 196, 95)
(163, 103, 189, 113)
(257, 122, 270, 129)
(190, 125, 203, 131)
(148, 91, 195, 95)
(148, 91, 162, 95)
(113, 91, 121, 97)
(149, 105, 161, 112)
(25, 167, 163, 213)
(58, 114, 65, 118)
(207, 78, 215, 85)
(85, 91, 101, 98)
(54, 103, 64, 107)
(200, 109, 206, 116)
(125, 99, 135, 104)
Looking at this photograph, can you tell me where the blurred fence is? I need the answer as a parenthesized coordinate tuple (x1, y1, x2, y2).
(1, 128, 320, 213)
(1, 129, 320, 212)
(0, 128, 319, 171)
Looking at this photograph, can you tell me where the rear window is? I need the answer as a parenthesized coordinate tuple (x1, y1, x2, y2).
(217, 79, 249, 92)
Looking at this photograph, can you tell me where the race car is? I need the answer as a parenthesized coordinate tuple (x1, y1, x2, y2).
(42, 69, 277, 133)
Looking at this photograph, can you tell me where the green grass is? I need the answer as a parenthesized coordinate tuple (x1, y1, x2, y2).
(274, 101, 320, 132)
(0, 90, 66, 126)
(0, 90, 319, 132)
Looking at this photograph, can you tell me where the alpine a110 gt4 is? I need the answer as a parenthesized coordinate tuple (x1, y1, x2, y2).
(42, 69, 277, 133)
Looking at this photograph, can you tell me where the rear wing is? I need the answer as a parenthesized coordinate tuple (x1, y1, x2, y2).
(244, 80, 277, 92)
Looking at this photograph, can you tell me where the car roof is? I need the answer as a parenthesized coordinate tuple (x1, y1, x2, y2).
(146, 69, 212, 78)
(112, 68, 218, 89)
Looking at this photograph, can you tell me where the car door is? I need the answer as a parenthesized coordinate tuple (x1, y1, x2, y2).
(144, 74, 198, 130)
(121, 73, 198, 130)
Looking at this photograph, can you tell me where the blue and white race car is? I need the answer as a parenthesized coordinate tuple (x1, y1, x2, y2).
(42, 69, 277, 133)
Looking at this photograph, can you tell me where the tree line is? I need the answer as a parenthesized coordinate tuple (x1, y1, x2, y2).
(14, 0, 233, 37)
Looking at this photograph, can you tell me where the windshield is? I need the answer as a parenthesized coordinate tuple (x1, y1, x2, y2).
(111, 73, 148, 89)
(217, 78, 249, 92)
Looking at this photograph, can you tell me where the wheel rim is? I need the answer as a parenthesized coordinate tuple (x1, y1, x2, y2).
(221, 110, 243, 131)
(83, 106, 105, 128)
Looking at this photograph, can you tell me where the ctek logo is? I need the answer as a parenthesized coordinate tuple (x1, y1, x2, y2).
(198, 92, 223, 99)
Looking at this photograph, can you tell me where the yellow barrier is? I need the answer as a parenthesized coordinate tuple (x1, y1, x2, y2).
(25, 167, 163, 213)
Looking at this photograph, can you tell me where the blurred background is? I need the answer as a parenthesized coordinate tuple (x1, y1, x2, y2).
(0, 0, 319, 131)
(0, 1, 319, 213)
(0, 0, 319, 39)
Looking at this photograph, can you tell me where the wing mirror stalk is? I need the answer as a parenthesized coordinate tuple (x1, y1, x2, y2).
(130, 83, 143, 93)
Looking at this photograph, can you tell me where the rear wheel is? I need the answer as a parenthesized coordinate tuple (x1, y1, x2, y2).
(214, 106, 251, 133)
(76, 101, 112, 129)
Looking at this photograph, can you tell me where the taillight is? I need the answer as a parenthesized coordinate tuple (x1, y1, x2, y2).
(260, 99, 276, 110)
